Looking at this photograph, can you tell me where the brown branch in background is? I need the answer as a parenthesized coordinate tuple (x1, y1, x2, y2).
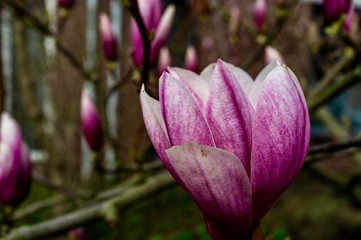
(308, 65, 361, 113)
(308, 137, 361, 155)
(241, 0, 298, 70)
(122, 0, 151, 87)
(5, 171, 175, 240)
(2, 0, 95, 82)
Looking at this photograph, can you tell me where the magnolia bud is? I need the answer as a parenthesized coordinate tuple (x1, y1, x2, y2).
(185, 45, 199, 73)
(99, 13, 119, 62)
(81, 90, 104, 152)
(158, 47, 172, 75)
(253, 0, 266, 32)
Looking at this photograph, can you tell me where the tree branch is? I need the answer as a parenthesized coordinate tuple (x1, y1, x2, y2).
(4, 171, 175, 240)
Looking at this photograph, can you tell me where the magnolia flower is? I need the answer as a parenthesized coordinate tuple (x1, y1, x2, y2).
(158, 47, 172, 75)
(253, 0, 266, 32)
(265, 46, 284, 65)
(58, 0, 75, 9)
(185, 45, 199, 73)
(68, 227, 89, 240)
(344, 5, 354, 32)
(140, 60, 310, 239)
(99, 13, 118, 62)
(131, 0, 176, 68)
(81, 90, 104, 152)
(0, 112, 32, 207)
(322, 0, 351, 23)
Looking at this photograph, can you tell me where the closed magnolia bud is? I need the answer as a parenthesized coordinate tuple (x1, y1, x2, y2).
(158, 47, 172, 75)
(99, 13, 119, 62)
(68, 227, 89, 240)
(253, 0, 266, 32)
(323, 0, 351, 23)
(58, 0, 75, 9)
(265, 46, 284, 65)
(0, 112, 32, 207)
(131, 0, 176, 68)
(185, 45, 199, 73)
(81, 90, 104, 152)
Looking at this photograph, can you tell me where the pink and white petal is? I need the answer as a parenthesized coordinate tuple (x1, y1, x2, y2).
(248, 60, 279, 108)
(251, 65, 310, 223)
(140, 87, 187, 187)
(227, 63, 254, 96)
(168, 67, 210, 111)
(200, 63, 215, 84)
(160, 73, 214, 147)
(166, 142, 252, 235)
(205, 59, 253, 174)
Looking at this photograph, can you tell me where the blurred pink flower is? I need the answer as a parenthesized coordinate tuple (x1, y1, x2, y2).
(131, 0, 176, 68)
(141, 60, 310, 239)
(81, 90, 104, 152)
(58, 0, 75, 9)
(99, 13, 118, 62)
(185, 45, 199, 73)
(323, 0, 351, 22)
(265, 46, 284, 65)
(253, 0, 266, 32)
(158, 47, 172, 75)
(0, 112, 32, 207)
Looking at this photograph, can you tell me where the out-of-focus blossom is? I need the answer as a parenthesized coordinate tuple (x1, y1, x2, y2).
(99, 13, 118, 62)
(253, 0, 267, 32)
(81, 90, 104, 152)
(228, 6, 241, 36)
(265, 46, 284, 65)
(58, 0, 75, 9)
(131, 0, 176, 68)
(322, 0, 351, 23)
(0, 112, 32, 207)
(158, 47, 172, 75)
(185, 45, 199, 73)
(68, 227, 89, 240)
(344, 5, 354, 32)
(140, 60, 310, 239)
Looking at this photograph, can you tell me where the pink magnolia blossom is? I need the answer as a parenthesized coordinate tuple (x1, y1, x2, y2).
(253, 0, 266, 32)
(140, 60, 310, 238)
(81, 90, 104, 152)
(131, 0, 176, 68)
(323, 0, 352, 23)
(58, 0, 75, 9)
(68, 227, 89, 240)
(185, 45, 199, 73)
(0, 112, 32, 207)
(158, 46, 172, 75)
(265, 46, 284, 65)
(99, 13, 118, 62)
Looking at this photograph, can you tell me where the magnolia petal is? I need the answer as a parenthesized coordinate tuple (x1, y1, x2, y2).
(251, 65, 310, 223)
(227, 63, 254, 96)
(205, 60, 253, 174)
(200, 63, 215, 84)
(160, 73, 214, 147)
(167, 67, 210, 111)
(140, 86, 187, 187)
(151, 5, 176, 63)
(166, 142, 252, 235)
(248, 60, 279, 109)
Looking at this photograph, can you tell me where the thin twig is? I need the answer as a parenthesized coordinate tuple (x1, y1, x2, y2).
(308, 137, 361, 155)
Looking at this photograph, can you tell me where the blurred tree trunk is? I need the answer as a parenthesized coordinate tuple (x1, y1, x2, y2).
(117, 12, 150, 164)
(49, 0, 87, 185)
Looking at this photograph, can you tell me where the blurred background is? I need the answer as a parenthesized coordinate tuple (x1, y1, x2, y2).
(1, 0, 361, 239)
